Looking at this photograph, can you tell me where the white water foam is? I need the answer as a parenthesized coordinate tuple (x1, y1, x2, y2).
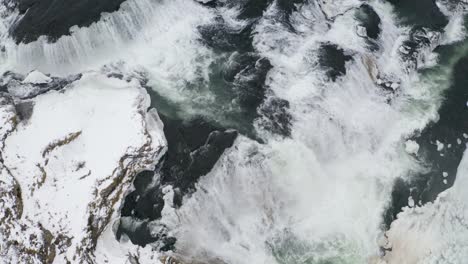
(0, 0, 214, 77)
(153, 1, 467, 263)
(1, 0, 467, 263)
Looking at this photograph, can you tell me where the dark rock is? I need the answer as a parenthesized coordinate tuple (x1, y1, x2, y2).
(158, 115, 238, 206)
(119, 115, 238, 248)
(355, 4, 381, 40)
(258, 96, 292, 137)
(318, 43, 352, 81)
(10, 0, 127, 43)
(233, 57, 272, 114)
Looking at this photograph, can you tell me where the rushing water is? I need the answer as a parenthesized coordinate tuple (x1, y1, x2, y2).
(1, 0, 468, 263)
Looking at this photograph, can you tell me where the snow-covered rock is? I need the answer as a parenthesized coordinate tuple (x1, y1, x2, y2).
(22, 70, 52, 85)
(0, 73, 166, 263)
(382, 151, 468, 263)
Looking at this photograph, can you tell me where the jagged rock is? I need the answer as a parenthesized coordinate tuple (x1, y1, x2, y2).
(257, 96, 292, 137)
(318, 43, 352, 81)
(119, 116, 237, 250)
(399, 26, 441, 71)
(354, 4, 381, 40)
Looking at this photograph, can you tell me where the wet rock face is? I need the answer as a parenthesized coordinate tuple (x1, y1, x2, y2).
(355, 4, 381, 40)
(119, 115, 237, 248)
(318, 43, 352, 81)
(10, 0, 127, 43)
(158, 115, 238, 206)
(258, 97, 292, 137)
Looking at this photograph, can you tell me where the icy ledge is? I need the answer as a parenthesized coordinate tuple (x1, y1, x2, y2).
(382, 149, 468, 263)
(0, 73, 167, 263)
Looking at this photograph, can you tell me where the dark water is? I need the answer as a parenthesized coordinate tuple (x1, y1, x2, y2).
(114, 0, 468, 252)
(385, 0, 448, 29)
(116, 0, 307, 249)
(383, 9, 468, 228)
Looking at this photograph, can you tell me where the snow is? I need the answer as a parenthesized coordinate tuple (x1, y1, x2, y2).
(22, 70, 52, 84)
(383, 151, 468, 263)
(0, 73, 166, 263)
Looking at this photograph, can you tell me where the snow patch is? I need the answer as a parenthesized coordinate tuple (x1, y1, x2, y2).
(384, 150, 468, 263)
(22, 70, 52, 84)
(0, 73, 166, 263)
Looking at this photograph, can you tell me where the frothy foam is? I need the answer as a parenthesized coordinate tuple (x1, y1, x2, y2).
(0, 0, 467, 263)
(151, 1, 466, 263)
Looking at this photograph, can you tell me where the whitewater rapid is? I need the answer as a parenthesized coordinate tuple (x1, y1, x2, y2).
(155, 1, 463, 262)
(1, 0, 468, 263)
